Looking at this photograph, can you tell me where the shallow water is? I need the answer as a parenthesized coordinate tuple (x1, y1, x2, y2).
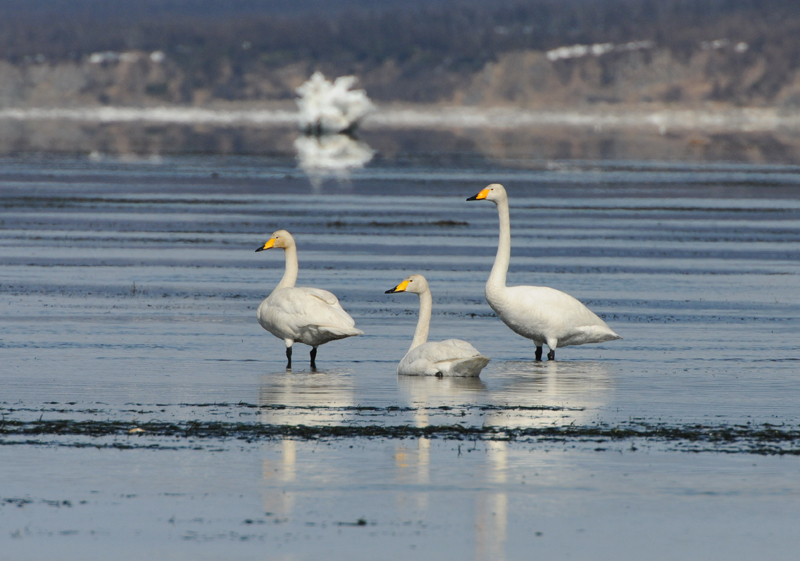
(2, 141, 800, 559)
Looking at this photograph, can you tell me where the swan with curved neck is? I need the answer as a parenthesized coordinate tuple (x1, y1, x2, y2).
(467, 184, 620, 360)
(255, 229, 363, 369)
(386, 274, 490, 376)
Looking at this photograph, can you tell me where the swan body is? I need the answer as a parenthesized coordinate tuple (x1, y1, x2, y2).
(256, 230, 363, 369)
(386, 274, 490, 377)
(467, 184, 620, 360)
(397, 340, 491, 377)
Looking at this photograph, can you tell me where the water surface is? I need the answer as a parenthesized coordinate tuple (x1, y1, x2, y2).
(2, 144, 800, 559)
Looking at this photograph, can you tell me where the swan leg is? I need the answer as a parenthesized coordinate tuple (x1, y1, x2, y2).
(310, 347, 318, 370)
(284, 339, 294, 370)
(535, 346, 543, 361)
(545, 337, 558, 361)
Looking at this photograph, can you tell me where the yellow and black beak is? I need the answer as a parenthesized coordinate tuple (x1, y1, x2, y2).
(255, 238, 276, 252)
(385, 279, 410, 294)
(466, 188, 490, 201)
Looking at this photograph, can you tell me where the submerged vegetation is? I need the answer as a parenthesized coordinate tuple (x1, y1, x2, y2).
(3, 403, 800, 455)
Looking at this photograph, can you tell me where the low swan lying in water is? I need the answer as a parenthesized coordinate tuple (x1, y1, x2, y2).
(386, 274, 490, 377)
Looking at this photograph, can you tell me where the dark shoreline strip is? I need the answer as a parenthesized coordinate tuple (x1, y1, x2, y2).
(2, 419, 800, 455)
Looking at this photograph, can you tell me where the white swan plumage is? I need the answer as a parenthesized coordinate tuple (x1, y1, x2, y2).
(386, 274, 490, 377)
(255, 230, 363, 369)
(467, 184, 620, 360)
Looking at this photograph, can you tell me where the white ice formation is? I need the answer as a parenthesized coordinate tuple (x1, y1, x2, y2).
(295, 72, 375, 134)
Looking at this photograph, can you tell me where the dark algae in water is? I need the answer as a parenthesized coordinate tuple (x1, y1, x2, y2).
(3, 407, 800, 455)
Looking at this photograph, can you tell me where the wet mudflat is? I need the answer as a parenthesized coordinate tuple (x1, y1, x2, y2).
(1, 144, 800, 560)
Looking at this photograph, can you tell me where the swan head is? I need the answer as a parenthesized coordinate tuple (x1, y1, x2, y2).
(385, 274, 429, 295)
(466, 183, 507, 204)
(255, 229, 296, 252)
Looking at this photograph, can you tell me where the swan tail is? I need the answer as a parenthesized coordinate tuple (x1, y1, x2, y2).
(440, 355, 490, 377)
(577, 325, 622, 343)
(317, 325, 364, 339)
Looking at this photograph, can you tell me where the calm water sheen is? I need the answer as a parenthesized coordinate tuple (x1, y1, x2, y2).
(2, 142, 800, 560)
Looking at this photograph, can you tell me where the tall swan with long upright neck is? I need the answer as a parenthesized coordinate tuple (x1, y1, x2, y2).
(467, 184, 620, 360)
(386, 274, 490, 376)
(255, 230, 363, 370)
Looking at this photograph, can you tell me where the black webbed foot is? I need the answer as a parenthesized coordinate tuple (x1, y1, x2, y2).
(547, 350, 555, 361)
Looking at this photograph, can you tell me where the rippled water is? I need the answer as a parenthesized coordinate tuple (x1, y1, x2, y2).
(2, 143, 800, 560)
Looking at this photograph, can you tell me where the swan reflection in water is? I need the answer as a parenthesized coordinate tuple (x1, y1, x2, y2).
(476, 360, 614, 561)
(393, 375, 486, 511)
(396, 375, 488, 406)
(395, 374, 508, 559)
(294, 133, 374, 191)
(486, 359, 614, 427)
(256, 361, 613, 558)
(258, 369, 357, 517)
(397, 360, 614, 561)
(395, 360, 613, 429)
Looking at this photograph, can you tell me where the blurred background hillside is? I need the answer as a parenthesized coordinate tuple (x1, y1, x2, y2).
(2, 0, 800, 108)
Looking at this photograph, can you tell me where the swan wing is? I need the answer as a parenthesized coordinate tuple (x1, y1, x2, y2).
(297, 286, 340, 307)
(522, 286, 610, 326)
(493, 286, 619, 345)
(258, 287, 363, 344)
(435, 338, 483, 356)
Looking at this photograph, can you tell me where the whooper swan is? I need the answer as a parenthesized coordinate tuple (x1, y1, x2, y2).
(255, 230, 363, 369)
(385, 274, 490, 377)
(467, 184, 620, 361)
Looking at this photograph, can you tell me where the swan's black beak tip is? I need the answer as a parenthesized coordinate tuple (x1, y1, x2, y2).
(466, 194, 478, 201)
(255, 247, 264, 252)
(385, 288, 397, 294)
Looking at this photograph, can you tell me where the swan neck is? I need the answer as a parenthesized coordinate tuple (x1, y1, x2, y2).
(410, 289, 432, 351)
(488, 198, 510, 289)
(276, 245, 298, 289)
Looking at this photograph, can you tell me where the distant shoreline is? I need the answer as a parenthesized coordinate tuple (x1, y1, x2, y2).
(2, 105, 800, 134)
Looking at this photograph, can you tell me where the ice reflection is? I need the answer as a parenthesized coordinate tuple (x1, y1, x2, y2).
(294, 133, 374, 190)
